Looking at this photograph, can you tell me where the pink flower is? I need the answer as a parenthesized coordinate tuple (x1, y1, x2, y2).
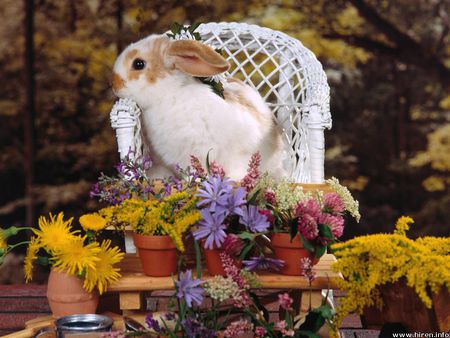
(223, 320, 253, 338)
(323, 192, 345, 214)
(264, 189, 277, 205)
(190, 155, 206, 179)
(220, 252, 251, 308)
(296, 199, 321, 240)
(258, 209, 275, 224)
(241, 152, 261, 192)
(223, 234, 245, 256)
(283, 329, 295, 337)
(274, 320, 286, 331)
(300, 257, 316, 283)
(255, 327, 266, 337)
(210, 161, 225, 178)
(278, 292, 293, 311)
(318, 213, 344, 239)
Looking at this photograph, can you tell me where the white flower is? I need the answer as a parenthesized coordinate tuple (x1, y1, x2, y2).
(326, 177, 361, 222)
(203, 275, 240, 302)
(173, 31, 196, 41)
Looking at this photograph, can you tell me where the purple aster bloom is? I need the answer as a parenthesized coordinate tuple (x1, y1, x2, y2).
(196, 176, 233, 213)
(142, 156, 152, 170)
(175, 270, 204, 308)
(239, 205, 270, 233)
(145, 312, 162, 333)
(227, 187, 247, 216)
(163, 312, 176, 321)
(243, 256, 285, 272)
(193, 209, 227, 249)
(182, 317, 217, 338)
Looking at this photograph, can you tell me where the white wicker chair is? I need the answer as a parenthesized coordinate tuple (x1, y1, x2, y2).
(110, 22, 332, 183)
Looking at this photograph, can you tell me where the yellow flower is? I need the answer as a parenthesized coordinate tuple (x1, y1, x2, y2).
(83, 240, 124, 294)
(52, 237, 101, 275)
(79, 214, 107, 232)
(394, 216, 414, 236)
(34, 212, 78, 253)
(24, 236, 41, 283)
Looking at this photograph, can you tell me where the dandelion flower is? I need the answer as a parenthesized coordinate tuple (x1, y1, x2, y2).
(52, 237, 100, 275)
(34, 212, 78, 253)
(0, 230, 7, 253)
(83, 240, 124, 294)
(79, 214, 107, 232)
(24, 236, 41, 282)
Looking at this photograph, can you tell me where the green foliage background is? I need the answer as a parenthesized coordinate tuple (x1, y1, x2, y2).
(0, 0, 449, 240)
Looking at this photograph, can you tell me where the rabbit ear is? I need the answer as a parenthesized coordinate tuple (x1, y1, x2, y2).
(166, 40, 230, 77)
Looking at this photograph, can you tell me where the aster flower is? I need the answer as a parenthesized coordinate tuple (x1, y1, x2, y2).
(323, 192, 345, 214)
(239, 205, 270, 233)
(193, 209, 227, 249)
(318, 213, 345, 239)
(175, 270, 204, 308)
(243, 256, 284, 272)
(227, 187, 246, 216)
(223, 234, 245, 256)
(145, 312, 162, 333)
(300, 257, 316, 284)
(241, 152, 261, 192)
(196, 176, 232, 213)
(223, 320, 254, 338)
(278, 292, 293, 311)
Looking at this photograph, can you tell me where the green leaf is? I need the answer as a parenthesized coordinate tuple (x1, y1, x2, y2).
(239, 241, 255, 260)
(249, 291, 269, 321)
(247, 188, 261, 205)
(189, 22, 201, 32)
(295, 331, 320, 338)
(37, 256, 50, 266)
(318, 223, 333, 240)
(315, 245, 326, 258)
(313, 304, 333, 320)
(300, 234, 315, 252)
(194, 240, 202, 280)
(237, 231, 255, 241)
(290, 219, 298, 239)
(205, 149, 212, 174)
(298, 311, 325, 332)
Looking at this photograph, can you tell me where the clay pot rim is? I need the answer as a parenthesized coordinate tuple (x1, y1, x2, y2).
(133, 233, 177, 250)
(271, 232, 304, 248)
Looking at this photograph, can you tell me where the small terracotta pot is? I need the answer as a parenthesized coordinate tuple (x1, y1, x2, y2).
(133, 233, 178, 276)
(271, 233, 317, 275)
(47, 269, 99, 318)
(203, 244, 241, 276)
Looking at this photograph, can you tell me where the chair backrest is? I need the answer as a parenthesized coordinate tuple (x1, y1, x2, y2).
(197, 23, 332, 183)
(110, 22, 332, 183)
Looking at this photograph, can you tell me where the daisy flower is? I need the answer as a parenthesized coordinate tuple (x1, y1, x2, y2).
(24, 236, 41, 282)
(52, 237, 100, 275)
(83, 240, 124, 294)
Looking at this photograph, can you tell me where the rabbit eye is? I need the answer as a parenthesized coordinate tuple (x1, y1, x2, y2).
(132, 58, 146, 70)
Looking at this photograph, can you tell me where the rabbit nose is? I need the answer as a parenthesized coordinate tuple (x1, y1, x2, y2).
(111, 73, 125, 92)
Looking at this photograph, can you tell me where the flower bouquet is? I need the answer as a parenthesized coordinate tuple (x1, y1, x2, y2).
(24, 212, 124, 317)
(253, 176, 360, 275)
(331, 216, 450, 334)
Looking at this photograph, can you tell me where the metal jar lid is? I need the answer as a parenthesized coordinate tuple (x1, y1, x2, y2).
(55, 314, 113, 332)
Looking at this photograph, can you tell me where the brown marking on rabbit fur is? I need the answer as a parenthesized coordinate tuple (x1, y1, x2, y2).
(124, 49, 140, 81)
(112, 73, 125, 91)
(146, 37, 171, 84)
(224, 83, 265, 124)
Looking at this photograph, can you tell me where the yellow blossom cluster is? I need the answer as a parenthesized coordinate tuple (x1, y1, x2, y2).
(24, 212, 124, 295)
(98, 190, 201, 252)
(330, 216, 450, 332)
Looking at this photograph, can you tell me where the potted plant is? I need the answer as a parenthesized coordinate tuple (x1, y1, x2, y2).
(24, 212, 124, 317)
(254, 176, 360, 275)
(191, 153, 284, 276)
(331, 216, 450, 334)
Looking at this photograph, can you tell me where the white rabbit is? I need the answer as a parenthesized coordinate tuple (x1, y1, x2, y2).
(111, 34, 286, 180)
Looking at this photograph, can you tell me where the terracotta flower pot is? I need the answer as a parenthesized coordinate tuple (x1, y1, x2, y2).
(271, 233, 317, 276)
(203, 244, 241, 276)
(47, 269, 99, 318)
(133, 233, 178, 277)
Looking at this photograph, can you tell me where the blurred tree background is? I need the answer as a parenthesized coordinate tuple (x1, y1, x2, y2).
(0, 0, 449, 265)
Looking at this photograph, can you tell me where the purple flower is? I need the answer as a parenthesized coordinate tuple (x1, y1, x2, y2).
(227, 187, 246, 216)
(175, 270, 204, 308)
(193, 209, 227, 249)
(239, 205, 270, 233)
(243, 256, 284, 272)
(145, 312, 162, 333)
(182, 317, 217, 338)
(196, 176, 233, 213)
